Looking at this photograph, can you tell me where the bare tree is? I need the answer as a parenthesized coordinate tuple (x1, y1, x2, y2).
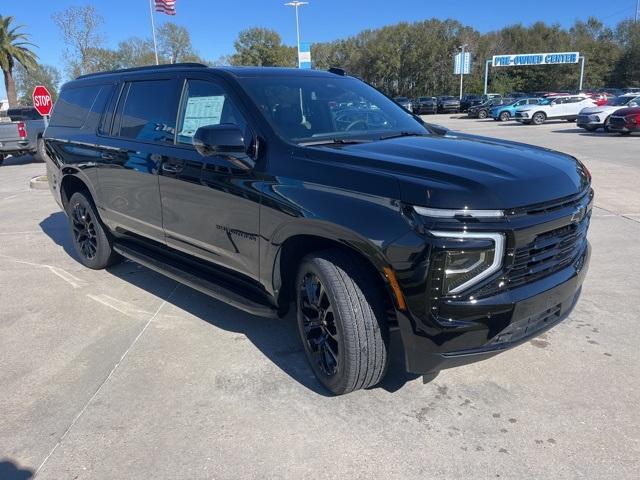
(157, 23, 193, 64)
(52, 5, 105, 77)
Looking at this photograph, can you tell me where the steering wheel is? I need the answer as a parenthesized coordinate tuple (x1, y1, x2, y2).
(345, 120, 368, 131)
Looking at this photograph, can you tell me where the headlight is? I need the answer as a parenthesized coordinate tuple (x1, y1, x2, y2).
(430, 231, 505, 294)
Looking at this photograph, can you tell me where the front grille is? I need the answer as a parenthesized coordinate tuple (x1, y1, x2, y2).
(577, 114, 594, 123)
(507, 188, 593, 217)
(506, 214, 590, 289)
(610, 116, 626, 128)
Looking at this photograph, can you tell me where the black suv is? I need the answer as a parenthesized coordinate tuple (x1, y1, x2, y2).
(44, 64, 592, 395)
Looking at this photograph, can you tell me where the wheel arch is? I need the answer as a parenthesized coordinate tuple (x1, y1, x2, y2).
(270, 227, 399, 318)
(59, 170, 98, 211)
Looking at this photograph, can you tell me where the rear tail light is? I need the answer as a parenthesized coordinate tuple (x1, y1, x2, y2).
(17, 121, 27, 138)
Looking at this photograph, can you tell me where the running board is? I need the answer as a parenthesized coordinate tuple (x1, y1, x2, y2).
(113, 242, 278, 318)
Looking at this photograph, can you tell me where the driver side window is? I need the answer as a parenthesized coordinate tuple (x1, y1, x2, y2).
(177, 79, 249, 146)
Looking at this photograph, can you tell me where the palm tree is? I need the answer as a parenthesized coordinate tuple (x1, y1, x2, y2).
(0, 16, 37, 107)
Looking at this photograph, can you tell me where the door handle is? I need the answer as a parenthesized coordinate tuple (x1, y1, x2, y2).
(162, 161, 184, 174)
(101, 152, 116, 161)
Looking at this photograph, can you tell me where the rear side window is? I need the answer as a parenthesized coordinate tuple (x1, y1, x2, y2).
(50, 85, 103, 128)
(116, 80, 177, 143)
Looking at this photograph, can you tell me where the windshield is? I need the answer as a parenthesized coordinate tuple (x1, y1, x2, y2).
(237, 75, 427, 143)
(608, 96, 638, 106)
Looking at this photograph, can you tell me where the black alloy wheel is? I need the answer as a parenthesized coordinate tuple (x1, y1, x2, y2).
(67, 191, 121, 270)
(71, 202, 98, 260)
(299, 272, 339, 377)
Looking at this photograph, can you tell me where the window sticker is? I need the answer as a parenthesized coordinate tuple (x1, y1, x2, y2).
(180, 95, 226, 137)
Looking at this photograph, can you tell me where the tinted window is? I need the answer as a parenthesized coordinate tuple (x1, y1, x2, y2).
(117, 80, 177, 143)
(50, 85, 103, 128)
(7, 107, 40, 121)
(238, 75, 426, 143)
(528, 99, 540, 105)
(177, 79, 249, 146)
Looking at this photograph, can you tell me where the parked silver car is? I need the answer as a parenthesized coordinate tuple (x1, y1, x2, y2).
(577, 94, 640, 132)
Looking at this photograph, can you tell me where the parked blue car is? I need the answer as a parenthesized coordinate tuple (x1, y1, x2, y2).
(490, 98, 541, 121)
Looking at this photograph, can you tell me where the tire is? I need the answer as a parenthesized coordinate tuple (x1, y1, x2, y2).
(34, 137, 46, 162)
(478, 110, 488, 119)
(567, 118, 577, 123)
(296, 249, 389, 395)
(604, 116, 611, 133)
(66, 191, 121, 270)
(499, 111, 511, 122)
(583, 125, 598, 132)
(532, 112, 546, 125)
(0, 154, 4, 166)
(619, 131, 631, 136)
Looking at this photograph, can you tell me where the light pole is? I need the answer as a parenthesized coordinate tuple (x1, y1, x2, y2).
(636, 0, 639, 22)
(458, 44, 468, 100)
(285, 1, 308, 68)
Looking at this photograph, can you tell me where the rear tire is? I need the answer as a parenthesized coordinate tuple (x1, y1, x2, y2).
(67, 191, 121, 270)
(532, 112, 546, 125)
(296, 249, 389, 395)
(0, 154, 4, 166)
(604, 116, 611, 133)
(34, 137, 47, 162)
(478, 110, 488, 119)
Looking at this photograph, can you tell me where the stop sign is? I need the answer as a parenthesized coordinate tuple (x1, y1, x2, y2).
(32, 85, 53, 116)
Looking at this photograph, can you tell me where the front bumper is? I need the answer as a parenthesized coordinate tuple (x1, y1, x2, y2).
(576, 114, 604, 128)
(397, 243, 590, 374)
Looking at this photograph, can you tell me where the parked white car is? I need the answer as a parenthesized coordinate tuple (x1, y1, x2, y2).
(514, 95, 596, 125)
(577, 94, 640, 132)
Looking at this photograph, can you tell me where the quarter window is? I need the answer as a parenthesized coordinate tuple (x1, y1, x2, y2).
(50, 85, 104, 128)
(117, 80, 177, 143)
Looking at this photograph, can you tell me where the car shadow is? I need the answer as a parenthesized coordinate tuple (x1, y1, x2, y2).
(0, 460, 34, 480)
(38, 211, 422, 396)
(0, 154, 42, 167)
(549, 128, 629, 137)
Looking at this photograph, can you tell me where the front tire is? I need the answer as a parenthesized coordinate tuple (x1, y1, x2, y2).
(0, 154, 4, 166)
(296, 250, 389, 395)
(532, 112, 546, 125)
(499, 111, 511, 122)
(67, 191, 121, 270)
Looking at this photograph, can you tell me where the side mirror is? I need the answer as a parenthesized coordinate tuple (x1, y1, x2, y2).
(193, 124, 254, 170)
(629, 102, 638, 108)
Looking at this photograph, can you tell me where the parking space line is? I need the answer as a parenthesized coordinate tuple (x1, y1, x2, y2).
(34, 283, 180, 478)
(0, 254, 87, 289)
(87, 294, 154, 318)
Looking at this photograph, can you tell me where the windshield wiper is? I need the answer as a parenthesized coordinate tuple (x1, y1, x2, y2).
(378, 131, 429, 141)
(299, 138, 372, 146)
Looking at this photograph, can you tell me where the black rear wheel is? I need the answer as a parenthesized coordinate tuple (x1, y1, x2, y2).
(67, 191, 121, 269)
(34, 137, 47, 162)
(296, 250, 389, 395)
(0, 154, 4, 166)
(478, 110, 488, 119)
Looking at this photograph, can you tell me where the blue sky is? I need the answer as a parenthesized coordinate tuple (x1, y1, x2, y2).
(2, 0, 638, 98)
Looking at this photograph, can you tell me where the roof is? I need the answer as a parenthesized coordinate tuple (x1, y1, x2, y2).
(74, 63, 340, 82)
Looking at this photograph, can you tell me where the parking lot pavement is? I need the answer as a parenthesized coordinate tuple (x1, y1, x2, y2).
(1, 119, 639, 479)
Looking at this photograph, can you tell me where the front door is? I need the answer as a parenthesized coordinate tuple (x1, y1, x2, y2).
(158, 77, 261, 281)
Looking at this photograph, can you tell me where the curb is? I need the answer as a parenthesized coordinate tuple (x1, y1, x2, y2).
(29, 175, 49, 190)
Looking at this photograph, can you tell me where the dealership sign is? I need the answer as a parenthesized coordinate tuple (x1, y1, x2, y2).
(492, 52, 580, 67)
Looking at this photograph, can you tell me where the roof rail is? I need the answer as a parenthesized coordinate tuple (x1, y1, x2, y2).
(76, 62, 208, 80)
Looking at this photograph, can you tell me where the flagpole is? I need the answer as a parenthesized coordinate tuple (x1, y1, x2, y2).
(149, 0, 159, 65)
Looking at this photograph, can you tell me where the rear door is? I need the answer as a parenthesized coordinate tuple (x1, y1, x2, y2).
(158, 74, 261, 280)
(96, 76, 181, 243)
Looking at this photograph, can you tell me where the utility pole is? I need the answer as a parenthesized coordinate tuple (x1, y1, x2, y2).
(458, 44, 468, 100)
(636, 0, 639, 22)
(285, 1, 308, 68)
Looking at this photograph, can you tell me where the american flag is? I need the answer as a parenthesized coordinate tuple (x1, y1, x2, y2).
(155, 0, 176, 16)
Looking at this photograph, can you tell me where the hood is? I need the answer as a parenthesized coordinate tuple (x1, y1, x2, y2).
(316, 135, 589, 210)
(612, 106, 640, 116)
(579, 105, 622, 115)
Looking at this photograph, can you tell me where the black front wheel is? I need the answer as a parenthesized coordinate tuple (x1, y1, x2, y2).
(67, 192, 121, 270)
(296, 250, 389, 395)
